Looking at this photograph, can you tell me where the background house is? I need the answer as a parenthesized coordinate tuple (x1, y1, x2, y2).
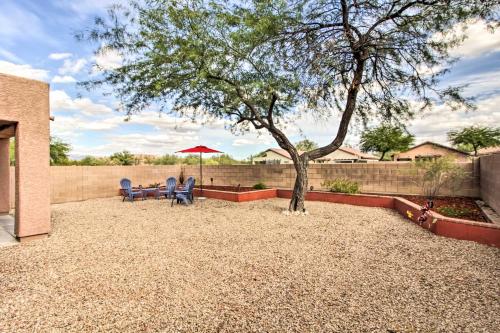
(392, 141, 471, 162)
(253, 147, 377, 164)
(476, 146, 500, 156)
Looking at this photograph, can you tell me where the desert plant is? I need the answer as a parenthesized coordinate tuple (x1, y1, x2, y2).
(253, 182, 267, 190)
(322, 178, 360, 194)
(436, 206, 472, 218)
(412, 157, 467, 200)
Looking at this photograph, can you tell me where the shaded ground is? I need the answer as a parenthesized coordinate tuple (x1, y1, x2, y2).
(400, 195, 486, 222)
(0, 198, 498, 332)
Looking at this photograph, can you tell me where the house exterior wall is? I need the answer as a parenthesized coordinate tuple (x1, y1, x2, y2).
(253, 150, 293, 164)
(318, 149, 364, 162)
(394, 143, 470, 162)
(480, 153, 500, 214)
(0, 73, 51, 239)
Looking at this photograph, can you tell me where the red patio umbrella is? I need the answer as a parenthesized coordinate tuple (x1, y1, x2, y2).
(176, 145, 222, 193)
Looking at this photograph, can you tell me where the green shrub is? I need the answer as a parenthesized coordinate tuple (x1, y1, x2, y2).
(436, 206, 472, 218)
(322, 178, 360, 194)
(253, 182, 267, 190)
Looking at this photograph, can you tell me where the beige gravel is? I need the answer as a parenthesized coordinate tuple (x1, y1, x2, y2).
(0, 197, 499, 332)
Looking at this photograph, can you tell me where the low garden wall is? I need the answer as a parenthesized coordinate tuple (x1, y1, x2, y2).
(479, 153, 500, 213)
(277, 190, 500, 247)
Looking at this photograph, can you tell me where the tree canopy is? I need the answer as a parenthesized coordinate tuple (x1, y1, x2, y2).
(110, 150, 136, 165)
(50, 137, 71, 165)
(80, 0, 498, 211)
(295, 139, 319, 152)
(448, 126, 500, 156)
(360, 125, 414, 160)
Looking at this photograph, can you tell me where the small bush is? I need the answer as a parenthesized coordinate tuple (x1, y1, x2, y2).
(436, 206, 472, 218)
(253, 182, 267, 190)
(322, 178, 360, 194)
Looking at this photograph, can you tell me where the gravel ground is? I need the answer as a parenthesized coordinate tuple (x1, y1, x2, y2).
(0, 197, 499, 332)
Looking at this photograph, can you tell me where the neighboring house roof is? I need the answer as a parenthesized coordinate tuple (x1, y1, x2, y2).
(263, 147, 377, 160)
(337, 147, 378, 160)
(395, 141, 470, 156)
(266, 148, 305, 160)
(476, 146, 500, 156)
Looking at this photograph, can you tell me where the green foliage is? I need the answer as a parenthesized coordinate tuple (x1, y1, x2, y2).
(412, 157, 466, 200)
(436, 206, 472, 218)
(322, 178, 360, 194)
(77, 156, 113, 166)
(448, 126, 500, 156)
(253, 182, 266, 190)
(110, 150, 136, 165)
(9, 139, 15, 166)
(360, 125, 414, 161)
(150, 154, 180, 165)
(149, 153, 241, 165)
(295, 139, 318, 152)
(80, 0, 497, 210)
(50, 136, 72, 165)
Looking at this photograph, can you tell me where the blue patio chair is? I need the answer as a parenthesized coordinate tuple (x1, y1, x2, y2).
(172, 177, 195, 206)
(157, 177, 176, 199)
(120, 178, 143, 202)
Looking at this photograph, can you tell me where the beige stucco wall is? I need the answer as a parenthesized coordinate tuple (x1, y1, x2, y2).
(9, 162, 478, 205)
(394, 143, 470, 162)
(0, 73, 50, 238)
(480, 153, 500, 213)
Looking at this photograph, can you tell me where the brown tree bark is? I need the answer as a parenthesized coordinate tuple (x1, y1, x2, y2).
(288, 155, 309, 212)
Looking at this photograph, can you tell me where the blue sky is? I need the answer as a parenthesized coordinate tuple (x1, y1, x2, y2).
(1, 0, 499, 160)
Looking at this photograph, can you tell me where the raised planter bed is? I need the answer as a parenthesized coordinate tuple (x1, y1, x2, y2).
(276, 189, 500, 248)
(193, 186, 277, 202)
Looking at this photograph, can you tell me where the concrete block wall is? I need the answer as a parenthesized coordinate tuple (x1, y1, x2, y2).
(479, 153, 500, 213)
(7, 161, 480, 206)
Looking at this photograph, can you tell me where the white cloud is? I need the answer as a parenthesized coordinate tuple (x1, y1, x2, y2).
(50, 90, 113, 116)
(59, 58, 87, 75)
(126, 111, 225, 132)
(0, 1, 57, 46)
(49, 52, 72, 60)
(71, 132, 199, 156)
(448, 20, 500, 58)
(93, 48, 122, 71)
(408, 95, 500, 145)
(0, 48, 22, 63)
(50, 115, 125, 140)
(52, 75, 77, 83)
(0, 60, 49, 81)
(232, 137, 273, 146)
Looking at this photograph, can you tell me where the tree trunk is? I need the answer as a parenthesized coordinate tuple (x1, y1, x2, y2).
(289, 155, 308, 212)
(379, 151, 387, 161)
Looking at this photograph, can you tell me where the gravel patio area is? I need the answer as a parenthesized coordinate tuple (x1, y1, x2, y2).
(0, 197, 498, 332)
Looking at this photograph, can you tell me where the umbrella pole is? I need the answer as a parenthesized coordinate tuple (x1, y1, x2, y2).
(200, 152, 203, 195)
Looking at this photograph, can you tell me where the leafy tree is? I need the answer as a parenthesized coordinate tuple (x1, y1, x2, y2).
(360, 125, 414, 161)
(151, 154, 181, 165)
(81, 0, 497, 211)
(50, 136, 71, 165)
(110, 150, 136, 165)
(448, 126, 500, 156)
(295, 139, 319, 152)
(78, 156, 113, 166)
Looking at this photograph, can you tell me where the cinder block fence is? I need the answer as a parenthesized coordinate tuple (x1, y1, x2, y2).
(8, 161, 482, 206)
